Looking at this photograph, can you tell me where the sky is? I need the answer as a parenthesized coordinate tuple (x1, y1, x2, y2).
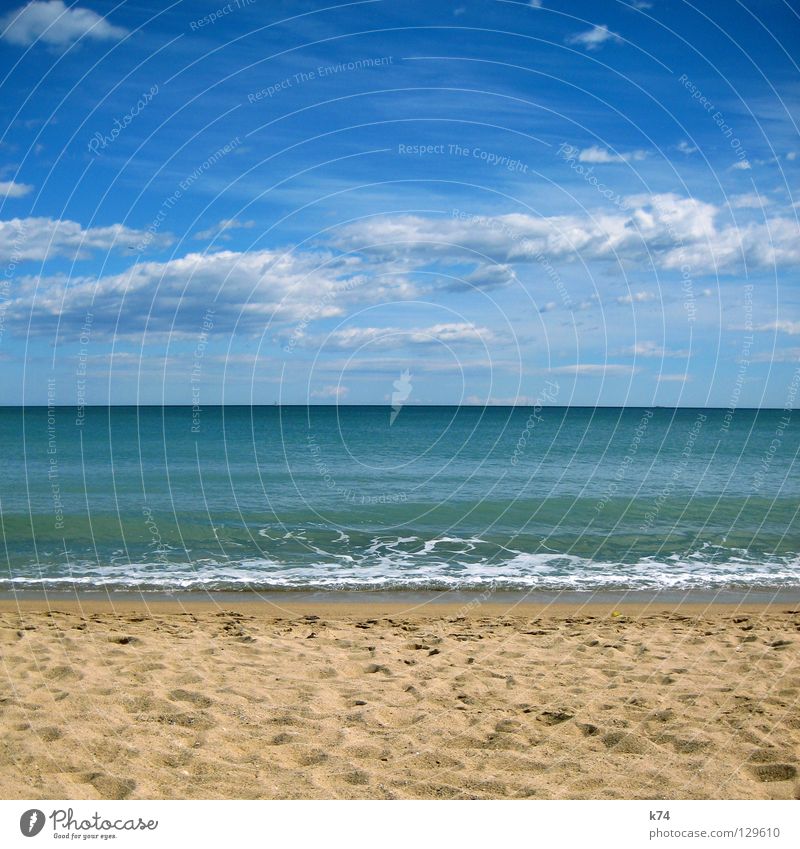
(0, 0, 798, 406)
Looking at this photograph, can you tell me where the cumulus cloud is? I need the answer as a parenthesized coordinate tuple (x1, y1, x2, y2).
(8, 191, 799, 347)
(577, 145, 647, 164)
(566, 24, 622, 51)
(5, 248, 418, 340)
(0, 180, 33, 198)
(333, 193, 800, 274)
(657, 373, 690, 382)
(0, 216, 173, 262)
(618, 341, 690, 357)
(193, 218, 256, 241)
(455, 263, 517, 290)
(549, 364, 639, 376)
(1, 1, 127, 47)
(728, 193, 769, 210)
(313, 322, 493, 351)
(677, 140, 698, 155)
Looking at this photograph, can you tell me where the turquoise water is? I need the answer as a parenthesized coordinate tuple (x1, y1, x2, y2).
(1, 405, 798, 591)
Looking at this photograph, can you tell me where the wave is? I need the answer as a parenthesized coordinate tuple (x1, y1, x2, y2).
(4, 545, 800, 592)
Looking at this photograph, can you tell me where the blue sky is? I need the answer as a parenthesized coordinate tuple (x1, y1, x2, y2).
(0, 0, 798, 406)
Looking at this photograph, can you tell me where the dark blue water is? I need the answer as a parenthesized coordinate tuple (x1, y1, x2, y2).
(1, 405, 798, 591)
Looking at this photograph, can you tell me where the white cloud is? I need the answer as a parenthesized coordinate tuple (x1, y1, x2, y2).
(311, 385, 349, 400)
(318, 356, 498, 377)
(549, 363, 639, 376)
(787, 151, 797, 162)
(618, 341, 690, 357)
(751, 348, 800, 363)
(334, 192, 800, 274)
(677, 140, 698, 155)
(0, 180, 33, 198)
(528, 0, 544, 7)
(728, 192, 769, 210)
(566, 24, 622, 51)
(0, 216, 173, 262)
(732, 160, 752, 170)
(757, 320, 800, 335)
(193, 218, 256, 241)
(314, 322, 493, 351)
(657, 373, 691, 383)
(5, 248, 419, 339)
(1, 1, 127, 47)
(8, 192, 800, 349)
(456, 262, 516, 289)
(616, 291, 658, 304)
(578, 145, 647, 164)
(463, 393, 549, 406)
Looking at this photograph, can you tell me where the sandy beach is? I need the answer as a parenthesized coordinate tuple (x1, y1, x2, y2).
(0, 597, 798, 800)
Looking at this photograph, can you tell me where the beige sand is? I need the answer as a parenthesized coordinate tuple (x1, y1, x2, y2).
(0, 598, 798, 800)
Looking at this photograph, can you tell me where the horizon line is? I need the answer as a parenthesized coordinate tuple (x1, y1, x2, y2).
(0, 404, 786, 411)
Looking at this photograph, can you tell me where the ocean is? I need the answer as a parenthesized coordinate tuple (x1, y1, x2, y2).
(1, 405, 798, 593)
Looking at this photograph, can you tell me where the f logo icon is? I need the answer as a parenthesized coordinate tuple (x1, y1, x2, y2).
(19, 809, 45, 837)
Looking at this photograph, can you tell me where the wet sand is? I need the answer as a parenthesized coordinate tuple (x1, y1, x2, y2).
(0, 597, 798, 799)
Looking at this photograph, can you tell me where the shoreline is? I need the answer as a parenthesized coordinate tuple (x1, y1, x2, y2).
(1, 588, 798, 618)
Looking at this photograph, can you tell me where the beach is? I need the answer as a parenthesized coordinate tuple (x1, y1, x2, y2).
(1, 596, 798, 800)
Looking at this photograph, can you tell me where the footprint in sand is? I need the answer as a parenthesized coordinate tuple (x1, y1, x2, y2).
(85, 773, 136, 799)
(36, 726, 62, 742)
(537, 710, 574, 726)
(291, 747, 328, 766)
(270, 732, 294, 745)
(343, 769, 370, 786)
(169, 689, 213, 708)
(749, 764, 797, 782)
(43, 665, 83, 681)
(601, 731, 654, 754)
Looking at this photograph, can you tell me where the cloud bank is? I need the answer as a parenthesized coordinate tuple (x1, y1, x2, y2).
(1, 1, 127, 47)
